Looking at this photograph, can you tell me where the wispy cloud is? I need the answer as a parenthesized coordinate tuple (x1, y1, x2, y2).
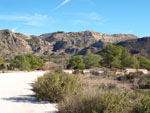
(70, 12, 108, 26)
(88, 13, 101, 21)
(55, 0, 71, 10)
(0, 14, 54, 26)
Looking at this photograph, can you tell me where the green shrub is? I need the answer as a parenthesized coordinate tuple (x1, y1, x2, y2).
(131, 95, 150, 113)
(58, 91, 131, 113)
(0, 57, 5, 70)
(0, 64, 6, 70)
(134, 89, 150, 96)
(33, 71, 81, 102)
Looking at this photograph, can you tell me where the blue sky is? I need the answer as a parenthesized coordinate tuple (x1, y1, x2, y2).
(0, 0, 150, 37)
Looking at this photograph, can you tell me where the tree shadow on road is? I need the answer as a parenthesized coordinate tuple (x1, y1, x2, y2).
(2, 95, 57, 113)
(2, 95, 49, 104)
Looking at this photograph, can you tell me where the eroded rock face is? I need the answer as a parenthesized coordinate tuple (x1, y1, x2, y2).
(0, 30, 32, 58)
(0, 29, 138, 58)
(117, 37, 150, 58)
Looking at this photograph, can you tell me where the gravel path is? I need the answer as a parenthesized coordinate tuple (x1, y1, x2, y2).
(0, 71, 57, 113)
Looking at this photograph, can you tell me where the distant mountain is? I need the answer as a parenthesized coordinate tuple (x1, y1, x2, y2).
(0, 29, 138, 58)
(117, 37, 150, 58)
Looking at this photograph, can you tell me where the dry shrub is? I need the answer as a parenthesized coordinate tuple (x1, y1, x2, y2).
(58, 90, 131, 113)
(131, 95, 150, 113)
(99, 83, 118, 90)
(90, 70, 100, 76)
(33, 71, 81, 102)
(73, 70, 83, 74)
(137, 75, 150, 89)
(117, 72, 144, 82)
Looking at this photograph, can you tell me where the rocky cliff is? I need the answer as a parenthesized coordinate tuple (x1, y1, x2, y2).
(0, 29, 138, 58)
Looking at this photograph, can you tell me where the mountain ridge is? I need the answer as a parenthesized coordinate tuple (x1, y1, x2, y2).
(0, 29, 139, 58)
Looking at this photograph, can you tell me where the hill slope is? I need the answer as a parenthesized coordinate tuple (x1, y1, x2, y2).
(117, 37, 150, 58)
(0, 29, 138, 58)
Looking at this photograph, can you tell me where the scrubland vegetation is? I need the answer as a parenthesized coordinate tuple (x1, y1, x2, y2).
(33, 70, 81, 102)
(68, 44, 150, 70)
(1, 44, 150, 112)
(0, 54, 44, 71)
(32, 69, 150, 113)
(31, 45, 150, 113)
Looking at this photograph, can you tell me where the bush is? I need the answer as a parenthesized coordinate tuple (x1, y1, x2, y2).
(58, 91, 131, 113)
(99, 83, 118, 90)
(107, 83, 118, 90)
(134, 89, 150, 96)
(33, 71, 81, 102)
(0, 64, 6, 70)
(90, 70, 101, 76)
(0, 57, 5, 70)
(138, 76, 150, 89)
(73, 70, 83, 74)
(117, 72, 143, 82)
(131, 95, 150, 113)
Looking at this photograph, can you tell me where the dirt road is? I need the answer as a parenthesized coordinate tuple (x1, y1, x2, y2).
(0, 71, 57, 113)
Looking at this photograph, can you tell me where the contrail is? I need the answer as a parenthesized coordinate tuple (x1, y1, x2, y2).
(55, 0, 71, 10)
(12, 25, 20, 32)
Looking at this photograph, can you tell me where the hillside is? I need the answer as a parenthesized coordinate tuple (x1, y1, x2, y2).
(117, 37, 150, 58)
(0, 29, 138, 58)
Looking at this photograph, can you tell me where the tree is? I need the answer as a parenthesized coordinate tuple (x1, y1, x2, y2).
(27, 54, 44, 70)
(11, 54, 44, 71)
(122, 56, 139, 69)
(67, 56, 85, 69)
(100, 44, 140, 69)
(0, 57, 5, 70)
(84, 52, 100, 68)
(100, 45, 123, 68)
(11, 55, 31, 71)
(110, 57, 122, 68)
(0, 57, 3, 65)
(137, 56, 150, 69)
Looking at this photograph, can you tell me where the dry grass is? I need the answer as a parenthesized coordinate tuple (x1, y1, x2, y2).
(79, 73, 132, 91)
(57, 71, 150, 113)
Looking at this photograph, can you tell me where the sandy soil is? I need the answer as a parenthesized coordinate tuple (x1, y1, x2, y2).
(0, 71, 57, 113)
